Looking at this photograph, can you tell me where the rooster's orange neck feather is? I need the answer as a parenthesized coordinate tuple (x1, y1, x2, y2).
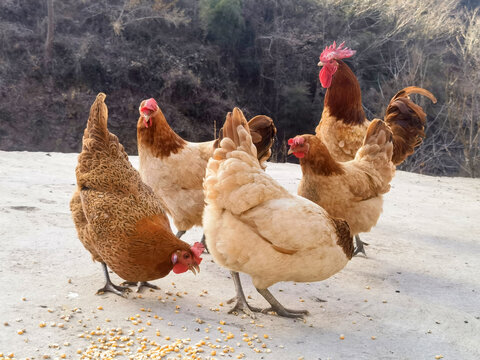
(137, 108, 186, 158)
(323, 60, 365, 126)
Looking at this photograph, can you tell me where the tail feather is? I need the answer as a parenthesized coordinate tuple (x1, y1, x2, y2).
(212, 108, 259, 162)
(76, 93, 133, 193)
(84, 93, 109, 149)
(359, 119, 394, 162)
(355, 119, 395, 196)
(214, 113, 276, 164)
(247, 115, 277, 163)
(385, 86, 437, 165)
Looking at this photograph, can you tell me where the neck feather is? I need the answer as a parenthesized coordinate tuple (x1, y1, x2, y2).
(299, 137, 345, 176)
(137, 109, 186, 158)
(324, 60, 366, 125)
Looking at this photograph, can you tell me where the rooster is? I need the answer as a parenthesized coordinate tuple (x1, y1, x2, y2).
(314, 41, 436, 254)
(137, 98, 276, 245)
(291, 87, 436, 255)
(203, 107, 354, 318)
(315, 41, 437, 165)
(70, 93, 204, 295)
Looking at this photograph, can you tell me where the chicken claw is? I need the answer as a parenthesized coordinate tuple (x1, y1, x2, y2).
(257, 288, 309, 319)
(227, 272, 262, 319)
(96, 263, 130, 297)
(353, 234, 369, 257)
(122, 281, 160, 293)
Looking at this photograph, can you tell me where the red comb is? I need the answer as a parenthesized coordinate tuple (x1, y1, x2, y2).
(320, 41, 356, 63)
(191, 242, 204, 264)
(140, 98, 158, 113)
(288, 137, 304, 147)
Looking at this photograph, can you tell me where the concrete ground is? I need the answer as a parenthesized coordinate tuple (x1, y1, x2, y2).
(0, 151, 479, 360)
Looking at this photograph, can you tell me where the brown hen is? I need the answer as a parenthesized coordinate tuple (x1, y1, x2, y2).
(70, 93, 203, 296)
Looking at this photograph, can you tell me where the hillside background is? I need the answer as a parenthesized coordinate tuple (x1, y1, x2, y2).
(0, 0, 478, 176)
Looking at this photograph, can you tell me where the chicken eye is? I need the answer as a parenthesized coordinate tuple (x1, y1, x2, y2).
(183, 253, 190, 259)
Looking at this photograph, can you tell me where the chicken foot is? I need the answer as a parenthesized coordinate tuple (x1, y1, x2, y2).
(96, 262, 130, 297)
(227, 271, 262, 318)
(353, 234, 369, 256)
(256, 288, 309, 318)
(121, 281, 159, 293)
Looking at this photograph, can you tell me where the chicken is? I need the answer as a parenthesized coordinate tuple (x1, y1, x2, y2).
(202, 107, 354, 318)
(314, 41, 436, 254)
(137, 98, 276, 244)
(70, 93, 204, 296)
(289, 87, 435, 255)
(289, 119, 394, 256)
(315, 41, 437, 165)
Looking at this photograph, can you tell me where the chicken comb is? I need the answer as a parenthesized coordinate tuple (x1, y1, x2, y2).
(191, 242, 204, 263)
(320, 41, 356, 62)
(287, 136, 305, 147)
(140, 98, 158, 113)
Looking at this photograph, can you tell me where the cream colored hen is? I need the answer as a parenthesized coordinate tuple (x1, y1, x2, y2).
(203, 108, 354, 318)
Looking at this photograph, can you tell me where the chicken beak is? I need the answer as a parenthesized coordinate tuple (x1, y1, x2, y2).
(142, 114, 151, 128)
(287, 148, 294, 155)
(189, 263, 200, 275)
(318, 61, 323, 66)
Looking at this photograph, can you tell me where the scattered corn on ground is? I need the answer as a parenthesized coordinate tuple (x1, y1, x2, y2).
(1, 286, 286, 360)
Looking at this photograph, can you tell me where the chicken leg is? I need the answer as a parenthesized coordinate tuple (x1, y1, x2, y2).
(96, 262, 130, 297)
(227, 271, 262, 318)
(176, 230, 186, 238)
(121, 281, 159, 293)
(353, 234, 368, 256)
(200, 234, 210, 254)
(256, 288, 309, 318)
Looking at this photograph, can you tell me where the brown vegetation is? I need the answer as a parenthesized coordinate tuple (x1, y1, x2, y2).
(0, 0, 478, 176)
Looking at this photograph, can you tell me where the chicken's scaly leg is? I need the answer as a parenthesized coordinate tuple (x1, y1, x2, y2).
(256, 288, 309, 318)
(200, 234, 210, 254)
(176, 230, 186, 238)
(227, 271, 262, 318)
(96, 262, 130, 297)
(353, 234, 369, 256)
(121, 281, 160, 293)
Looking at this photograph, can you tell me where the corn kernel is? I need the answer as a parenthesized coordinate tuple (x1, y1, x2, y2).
(17, 329, 24, 335)
(219, 321, 226, 325)
(39, 322, 46, 328)
(340, 334, 345, 340)
(435, 356, 443, 359)
(97, 306, 103, 310)
(211, 350, 216, 356)
(371, 336, 376, 340)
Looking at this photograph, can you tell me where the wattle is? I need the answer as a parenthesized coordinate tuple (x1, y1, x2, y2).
(319, 66, 335, 88)
(172, 263, 189, 274)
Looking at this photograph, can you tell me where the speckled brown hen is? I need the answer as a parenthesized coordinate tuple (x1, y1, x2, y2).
(70, 93, 203, 296)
